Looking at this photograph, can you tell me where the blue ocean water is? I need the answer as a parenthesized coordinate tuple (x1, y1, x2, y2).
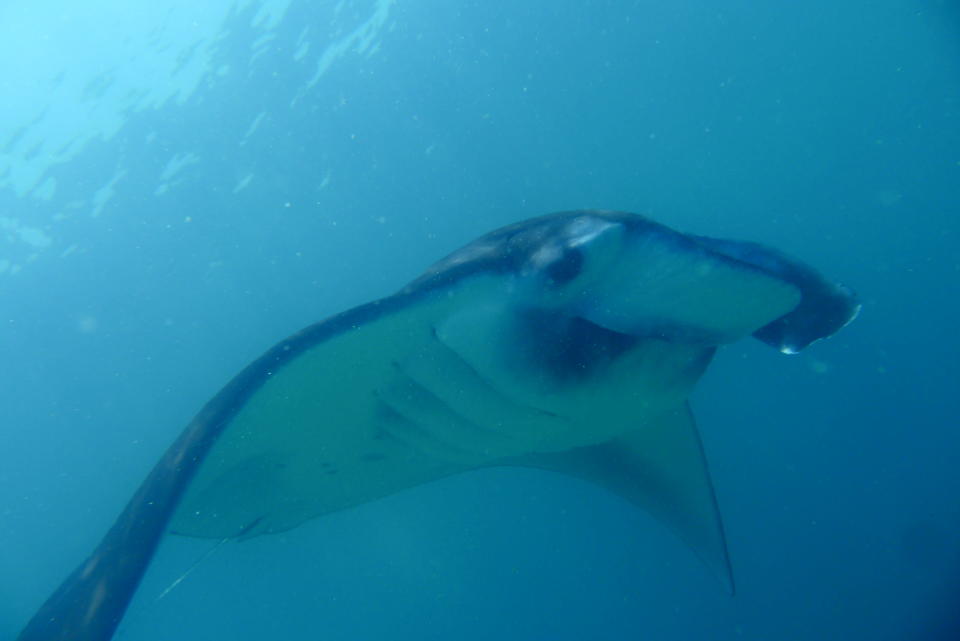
(2, 1, 958, 639)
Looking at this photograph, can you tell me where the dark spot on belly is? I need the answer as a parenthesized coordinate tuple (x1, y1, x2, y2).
(236, 516, 265, 538)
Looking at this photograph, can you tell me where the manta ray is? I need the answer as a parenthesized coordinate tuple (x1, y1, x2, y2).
(17, 210, 859, 641)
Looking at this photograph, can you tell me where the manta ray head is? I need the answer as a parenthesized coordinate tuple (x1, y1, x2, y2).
(499, 211, 807, 349)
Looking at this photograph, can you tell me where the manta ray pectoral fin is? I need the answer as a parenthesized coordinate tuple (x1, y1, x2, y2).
(501, 403, 735, 594)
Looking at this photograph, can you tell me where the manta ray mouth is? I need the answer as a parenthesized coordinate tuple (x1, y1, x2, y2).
(512, 309, 640, 382)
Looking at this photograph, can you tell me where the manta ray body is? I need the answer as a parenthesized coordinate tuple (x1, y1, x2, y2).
(17, 210, 859, 641)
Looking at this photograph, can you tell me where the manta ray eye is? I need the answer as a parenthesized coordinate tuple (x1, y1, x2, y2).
(545, 248, 583, 285)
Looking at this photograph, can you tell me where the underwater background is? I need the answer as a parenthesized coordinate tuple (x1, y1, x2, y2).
(2, 1, 958, 639)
